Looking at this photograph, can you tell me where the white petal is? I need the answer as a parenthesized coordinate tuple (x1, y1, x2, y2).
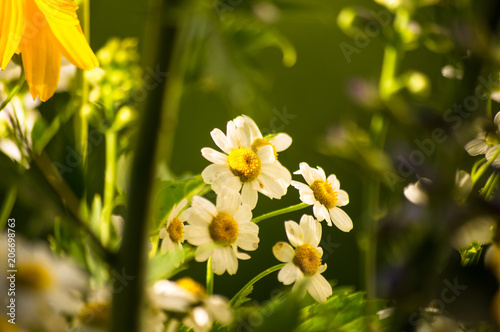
(327, 174, 340, 191)
(241, 182, 258, 209)
(202, 164, 230, 183)
(238, 221, 260, 237)
(329, 208, 353, 232)
(277, 263, 300, 285)
(236, 115, 262, 140)
(192, 307, 210, 327)
(233, 246, 252, 260)
(309, 167, 325, 182)
(465, 138, 488, 156)
(316, 166, 327, 181)
(257, 173, 286, 198)
(261, 163, 289, 179)
(272, 242, 294, 262)
(211, 173, 242, 193)
(298, 162, 315, 185)
(236, 232, 259, 251)
(183, 209, 210, 227)
(233, 204, 253, 223)
(226, 120, 240, 149)
(291, 180, 310, 192)
(312, 201, 325, 221)
(336, 190, 349, 206)
(486, 145, 500, 166)
(192, 196, 218, 222)
(403, 182, 428, 206)
(201, 148, 228, 165)
(299, 190, 316, 205)
(269, 133, 292, 152)
(205, 296, 232, 324)
(170, 198, 188, 220)
(307, 274, 332, 303)
(216, 187, 241, 216)
(257, 145, 275, 164)
(210, 128, 232, 154)
(285, 220, 304, 247)
(185, 225, 211, 246)
(235, 117, 252, 148)
(159, 228, 168, 239)
(495, 112, 500, 131)
(212, 247, 238, 275)
(195, 243, 216, 262)
(300, 215, 321, 247)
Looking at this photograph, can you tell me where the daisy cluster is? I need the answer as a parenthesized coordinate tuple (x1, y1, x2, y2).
(150, 114, 354, 330)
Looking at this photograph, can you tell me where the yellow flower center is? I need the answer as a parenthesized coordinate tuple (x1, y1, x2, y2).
(251, 138, 278, 159)
(209, 213, 239, 246)
(485, 131, 500, 147)
(17, 263, 52, 291)
(177, 277, 207, 298)
(227, 148, 261, 182)
(292, 244, 321, 276)
(310, 180, 338, 209)
(167, 218, 184, 243)
(79, 302, 110, 327)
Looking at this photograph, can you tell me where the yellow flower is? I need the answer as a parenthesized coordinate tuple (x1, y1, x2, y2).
(0, 0, 99, 101)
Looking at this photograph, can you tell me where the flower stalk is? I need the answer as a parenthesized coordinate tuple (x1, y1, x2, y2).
(251, 202, 309, 224)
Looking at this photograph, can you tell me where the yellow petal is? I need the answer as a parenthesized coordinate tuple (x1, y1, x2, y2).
(34, 0, 98, 70)
(20, 0, 61, 102)
(0, 0, 25, 70)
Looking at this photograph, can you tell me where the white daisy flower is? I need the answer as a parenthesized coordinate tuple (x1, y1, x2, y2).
(151, 278, 232, 332)
(291, 162, 353, 232)
(159, 199, 188, 264)
(184, 188, 259, 275)
(0, 234, 86, 332)
(201, 115, 291, 208)
(465, 112, 500, 162)
(272, 215, 332, 303)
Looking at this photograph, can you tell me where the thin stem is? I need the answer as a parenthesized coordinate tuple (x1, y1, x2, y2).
(206, 257, 214, 296)
(471, 158, 486, 178)
(32, 151, 111, 262)
(229, 263, 286, 307)
(102, 131, 117, 246)
(472, 148, 500, 184)
(0, 71, 25, 112)
(110, 0, 175, 330)
(251, 203, 309, 224)
(482, 172, 500, 199)
(0, 186, 17, 230)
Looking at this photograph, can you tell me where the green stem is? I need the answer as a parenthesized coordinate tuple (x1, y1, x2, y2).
(206, 257, 214, 296)
(0, 71, 25, 112)
(80, 0, 91, 167)
(229, 263, 286, 307)
(471, 158, 486, 178)
(251, 203, 309, 224)
(32, 151, 111, 262)
(102, 131, 117, 246)
(482, 172, 500, 199)
(110, 0, 175, 330)
(0, 186, 17, 230)
(472, 148, 500, 184)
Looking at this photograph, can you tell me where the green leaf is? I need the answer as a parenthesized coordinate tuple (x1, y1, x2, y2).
(152, 175, 209, 232)
(147, 247, 194, 283)
(231, 285, 254, 310)
(459, 242, 483, 267)
(297, 287, 389, 332)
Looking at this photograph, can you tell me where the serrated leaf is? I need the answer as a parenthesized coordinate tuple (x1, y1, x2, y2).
(147, 247, 194, 283)
(231, 285, 254, 310)
(152, 175, 209, 231)
(459, 242, 483, 267)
